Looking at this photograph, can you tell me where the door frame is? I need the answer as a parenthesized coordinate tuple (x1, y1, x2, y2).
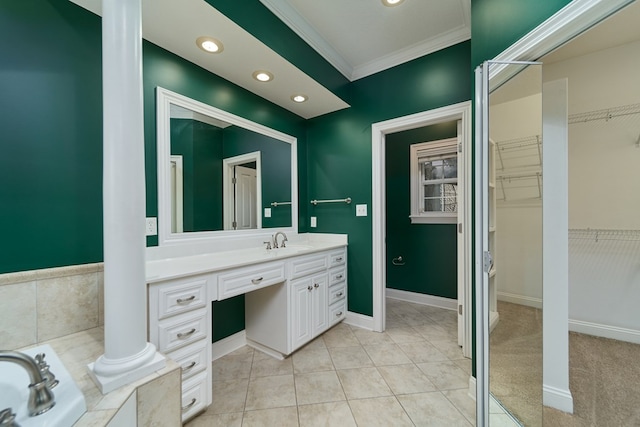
(223, 151, 262, 231)
(371, 101, 473, 358)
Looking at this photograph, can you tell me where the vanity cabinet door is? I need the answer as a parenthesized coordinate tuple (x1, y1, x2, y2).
(290, 277, 313, 349)
(311, 274, 328, 337)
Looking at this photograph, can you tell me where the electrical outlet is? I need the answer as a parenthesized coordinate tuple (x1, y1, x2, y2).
(310, 216, 317, 228)
(356, 204, 368, 217)
(146, 217, 157, 236)
(264, 208, 272, 218)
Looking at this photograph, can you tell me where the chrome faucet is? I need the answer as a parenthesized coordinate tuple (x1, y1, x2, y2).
(0, 351, 56, 416)
(273, 231, 288, 248)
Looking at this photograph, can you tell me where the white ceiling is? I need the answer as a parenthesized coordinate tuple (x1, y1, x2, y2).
(260, 0, 471, 81)
(69, 0, 470, 118)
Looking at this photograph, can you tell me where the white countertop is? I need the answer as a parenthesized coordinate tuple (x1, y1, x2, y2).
(145, 233, 347, 283)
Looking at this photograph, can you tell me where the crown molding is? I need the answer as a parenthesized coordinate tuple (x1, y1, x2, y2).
(351, 26, 470, 81)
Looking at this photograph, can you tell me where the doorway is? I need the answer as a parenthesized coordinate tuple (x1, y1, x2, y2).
(371, 101, 473, 358)
(223, 151, 261, 231)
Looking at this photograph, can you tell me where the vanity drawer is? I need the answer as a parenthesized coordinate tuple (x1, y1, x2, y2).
(218, 261, 286, 300)
(290, 253, 328, 279)
(156, 276, 208, 320)
(329, 267, 346, 286)
(329, 250, 346, 268)
(181, 371, 208, 422)
(329, 299, 347, 326)
(166, 340, 207, 381)
(158, 309, 207, 353)
(329, 283, 346, 305)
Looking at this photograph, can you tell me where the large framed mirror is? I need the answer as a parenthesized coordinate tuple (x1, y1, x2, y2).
(156, 87, 298, 245)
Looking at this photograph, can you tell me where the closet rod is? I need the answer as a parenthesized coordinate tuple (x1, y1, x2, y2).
(310, 197, 352, 206)
(270, 201, 292, 207)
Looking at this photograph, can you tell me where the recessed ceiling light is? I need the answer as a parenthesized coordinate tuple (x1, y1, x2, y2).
(382, 0, 405, 6)
(291, 94, 308, 103)
(196, 36, 223, 53)
(252, 70, 274, 82)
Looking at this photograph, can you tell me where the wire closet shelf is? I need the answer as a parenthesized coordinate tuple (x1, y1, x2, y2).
(568, 229, 640, 242)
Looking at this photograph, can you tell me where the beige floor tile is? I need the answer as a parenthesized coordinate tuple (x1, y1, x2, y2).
(454, 357, 473, 375)
(348, 396, 414, 427)
(397, 340, 449, 363)
(386, 326, 426, 344)
(398, 392, 472, 426)
(298, 401, 356, 427)
(443, 389, 476, 425)
(377, 364, 437, 395)
(363, 343, 412, 366)
(352, 328, 395, 346)
(328, 346, 373, 369)
(292, 346, 334, 374)
(186, 412, 243, 427)
(322, 324, 360, 348)
(417, 361, 469, 390)
(295, 371, 346, 405)
(242, 407, 299, 427)
(412, 323, 453, 342)
(213, 351, 254, 381)
(430, 339, 465, 360)
(250, 352, 293, 378)
(336, 367, 392, 399)
(245, 374, 296, 411)
(207, 378, 249, 415)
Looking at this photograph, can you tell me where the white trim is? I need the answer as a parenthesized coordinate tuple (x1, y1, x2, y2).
(497, 291, 543, 309)
(169, 155, 184, 233)
(488, 0, 635, 88)
(351, 27, 470, 81)
(468, 376, 477, 401)
(344, 311, 374, 331)
(156, 86, 298, 246)
(386, 288, 457, 311)
(569, 320, 640, 345)
(211, 330, 247, 361)
(543, 384, 574, 414)
(371, 101, 473, 363)
(246, 339, 285, 360)
(222, 151, 262, 231)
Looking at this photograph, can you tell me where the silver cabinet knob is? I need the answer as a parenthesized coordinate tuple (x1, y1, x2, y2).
(314, 283, 319, 288)
(307, 285, 313, 291)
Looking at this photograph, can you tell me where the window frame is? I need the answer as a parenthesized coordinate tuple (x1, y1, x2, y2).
(409, 138, 459, 224)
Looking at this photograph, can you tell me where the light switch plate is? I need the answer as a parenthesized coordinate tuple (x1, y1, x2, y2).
(310, 217, 317, 228)
(264, 208, 272, 218)
(356, 204, 368, 217)
(146, 217, 157, 236)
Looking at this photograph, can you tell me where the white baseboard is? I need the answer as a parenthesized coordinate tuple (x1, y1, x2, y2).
(543, 384, 574, 414)
(246, 339, 285, 360)
(211, 330, 246, 361)
(386, 288, 457, 311)
(497, 291, 542, 309)
(344, 311, 374, 330)
(569, 319, 640, 345)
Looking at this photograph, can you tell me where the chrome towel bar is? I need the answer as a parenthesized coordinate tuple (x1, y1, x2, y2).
(310, 197, 352, 205)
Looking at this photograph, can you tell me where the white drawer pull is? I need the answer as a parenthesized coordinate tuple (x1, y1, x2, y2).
(177, 328, 196, 339)
(182, 361, 197, 371)
(335, 291, 343, 297)
(176, 295, 196, 304)
(251, 277, 264, 285)
(335, 274, 343, 280)
(336, 311, 343, 317)
(181, 398, 197, 411)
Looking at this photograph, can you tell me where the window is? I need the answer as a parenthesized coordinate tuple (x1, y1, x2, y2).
(410, 138, 458, 224)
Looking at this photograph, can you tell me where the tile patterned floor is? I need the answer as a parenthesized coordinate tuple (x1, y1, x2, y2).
(186, 298, 476, 426)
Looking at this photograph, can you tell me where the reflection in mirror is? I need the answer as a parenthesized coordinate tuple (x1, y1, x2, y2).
(157, 87, 297, 245)
(488, 64, 543, 426)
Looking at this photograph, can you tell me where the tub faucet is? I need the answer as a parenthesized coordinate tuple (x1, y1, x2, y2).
(0, 351, 56, 416)
(273, 231, 288, 248)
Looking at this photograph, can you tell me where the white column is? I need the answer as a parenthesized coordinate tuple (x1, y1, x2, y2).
(88, 0, 165, 394)
(542, 78, 573, 413)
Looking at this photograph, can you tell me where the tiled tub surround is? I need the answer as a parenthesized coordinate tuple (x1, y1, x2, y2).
(0, 264, 181, 426)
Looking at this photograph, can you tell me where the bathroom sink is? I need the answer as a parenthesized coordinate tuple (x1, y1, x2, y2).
(0, 344, 86, 427)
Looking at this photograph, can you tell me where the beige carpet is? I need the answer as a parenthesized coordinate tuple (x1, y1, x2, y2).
(490, 301, 640, 426)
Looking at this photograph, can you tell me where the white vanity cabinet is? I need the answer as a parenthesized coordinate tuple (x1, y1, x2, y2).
(245, 248, 347, 357)
(147, 273, 214, 422)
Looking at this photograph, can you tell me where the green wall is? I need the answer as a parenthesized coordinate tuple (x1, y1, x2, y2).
(306, 42, 471, 316)
(471, 0, 572, 67)
(385, 122, 459, 299)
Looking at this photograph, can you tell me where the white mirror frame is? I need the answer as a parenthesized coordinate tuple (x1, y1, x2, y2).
(156, 86, 298, 246)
